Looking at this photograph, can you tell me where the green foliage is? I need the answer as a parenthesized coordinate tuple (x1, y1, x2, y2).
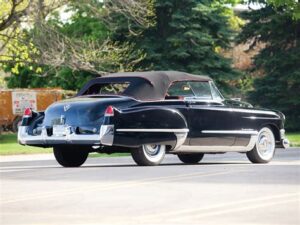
(4, 2, 111, 90)
(110, 0, 241, 95)
(4, 0, 242, 95)
(237, 1, 300, 131)
(268, 0, 300, 20)
(5, 66, 97, 91)
(58, 2, 109, 42)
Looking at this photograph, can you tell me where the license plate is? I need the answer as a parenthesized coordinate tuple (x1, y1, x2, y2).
(53, 125, 67, 137)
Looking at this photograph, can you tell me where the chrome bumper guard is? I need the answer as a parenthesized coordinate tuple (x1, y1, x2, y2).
(99, 125, 114, 146)
(279, 129, 290, 149)
(18, 126, 101, 146)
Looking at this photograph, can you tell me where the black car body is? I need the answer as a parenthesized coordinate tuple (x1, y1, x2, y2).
(18, 71, 289, 167)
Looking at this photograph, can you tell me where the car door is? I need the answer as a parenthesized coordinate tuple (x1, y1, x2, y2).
(188, 81, 257, 147)
(187, 81, 236, 146)
(187, 101, 237, 146)
(166, 81, 236, 147)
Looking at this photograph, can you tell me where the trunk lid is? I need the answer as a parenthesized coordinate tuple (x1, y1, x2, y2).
(43, 96, 133, 133)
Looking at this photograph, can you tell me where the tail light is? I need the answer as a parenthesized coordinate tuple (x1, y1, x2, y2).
(105, 105, 114, 117)
(23, 108, 32, 117)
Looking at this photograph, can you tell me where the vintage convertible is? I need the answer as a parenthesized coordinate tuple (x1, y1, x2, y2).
(18, 71, 289, 167)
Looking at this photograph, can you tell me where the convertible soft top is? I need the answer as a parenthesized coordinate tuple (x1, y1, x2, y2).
(77, 71, 212, 101)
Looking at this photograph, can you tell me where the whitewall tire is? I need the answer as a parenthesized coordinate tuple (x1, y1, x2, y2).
(246, 127, 276, 163)
(131, 144, 166, 166)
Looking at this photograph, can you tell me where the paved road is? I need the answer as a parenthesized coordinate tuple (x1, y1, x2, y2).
(1, 148, 300, 225)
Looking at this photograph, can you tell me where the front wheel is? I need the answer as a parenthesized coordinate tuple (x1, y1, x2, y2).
(178, 153, 204, 164)
(53, 146, 89, 167)
(246, 127, 275, 163)
(131, 144, 166, 166)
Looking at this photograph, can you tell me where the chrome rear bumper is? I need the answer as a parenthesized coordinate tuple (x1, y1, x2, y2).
(99, 125, 114, 146)
(18, 126, 101, 146)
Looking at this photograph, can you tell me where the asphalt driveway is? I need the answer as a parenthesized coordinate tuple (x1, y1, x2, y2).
(1, 148, 299, 225)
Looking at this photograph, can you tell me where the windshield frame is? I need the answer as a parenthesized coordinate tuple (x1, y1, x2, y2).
(166, 80, 224, 102)
(209, 81, 224, 101)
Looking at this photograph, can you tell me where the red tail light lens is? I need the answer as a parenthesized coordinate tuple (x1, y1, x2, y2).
(105, 105, 114, 117)
(24, 108, 32, 117)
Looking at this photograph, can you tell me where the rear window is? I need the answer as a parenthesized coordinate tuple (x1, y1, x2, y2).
(83, 83, 130, 95)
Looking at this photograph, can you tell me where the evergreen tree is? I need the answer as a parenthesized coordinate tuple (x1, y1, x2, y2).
(110, 0, 241, 94)
(237, 1, 300, 131)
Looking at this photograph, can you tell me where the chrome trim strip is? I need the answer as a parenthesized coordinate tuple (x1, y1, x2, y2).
(171, 134, 257, 153)
(174, 132, 188, 150)
(201, 107, 278, 116)
(243, 116, 280, 120)
(18, 126, 101, 145)
(201, 130, 258, 135)
(183, 98, 223, 104)
(116, 128, 189, 133)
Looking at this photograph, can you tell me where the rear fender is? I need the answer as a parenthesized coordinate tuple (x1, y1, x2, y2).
(101, 107, 189, 149)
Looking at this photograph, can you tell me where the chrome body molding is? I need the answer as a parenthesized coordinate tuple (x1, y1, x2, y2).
(18, 126, 101, 145)
(202, 107, 279, 116)
(171, 135, 258, 153)
(173, 132, 188, 150)
(201, 130, 258, 135)
(116, 128, 189, 133)
(243, 116, 280, 120)
(99, 125, 114, 146)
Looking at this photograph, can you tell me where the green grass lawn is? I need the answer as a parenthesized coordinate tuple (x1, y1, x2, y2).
(286, 133, 300, 147)
(0, 132, 299, 156)
(0, 133, 52, 155)
(0, 133, 129, 156)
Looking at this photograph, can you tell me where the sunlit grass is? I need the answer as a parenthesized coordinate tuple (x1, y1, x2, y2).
(0, 133, 129, 156)
(286, 132, 300, 147)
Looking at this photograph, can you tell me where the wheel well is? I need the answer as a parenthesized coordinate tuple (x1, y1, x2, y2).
(166, 145, 173, 151)
(265, 124, 280, 141)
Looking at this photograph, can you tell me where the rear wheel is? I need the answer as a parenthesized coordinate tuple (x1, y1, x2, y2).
(53, 146, 89, 167)
(131, 144, 166, 166)
(246, 127, 275, 163)
(178, 153, 204, 164)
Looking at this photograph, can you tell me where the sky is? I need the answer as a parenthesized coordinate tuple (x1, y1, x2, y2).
(234, 3, 263, 11)
(58, 2, 264, 23)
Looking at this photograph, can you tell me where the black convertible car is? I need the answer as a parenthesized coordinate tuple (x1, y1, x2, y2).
(18, 71, 289, 167)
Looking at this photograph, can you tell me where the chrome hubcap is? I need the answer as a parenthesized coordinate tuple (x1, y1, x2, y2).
(142, 144, 166, 163)
(144, 144, 160, 156)
(256, 128, 275, 160)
